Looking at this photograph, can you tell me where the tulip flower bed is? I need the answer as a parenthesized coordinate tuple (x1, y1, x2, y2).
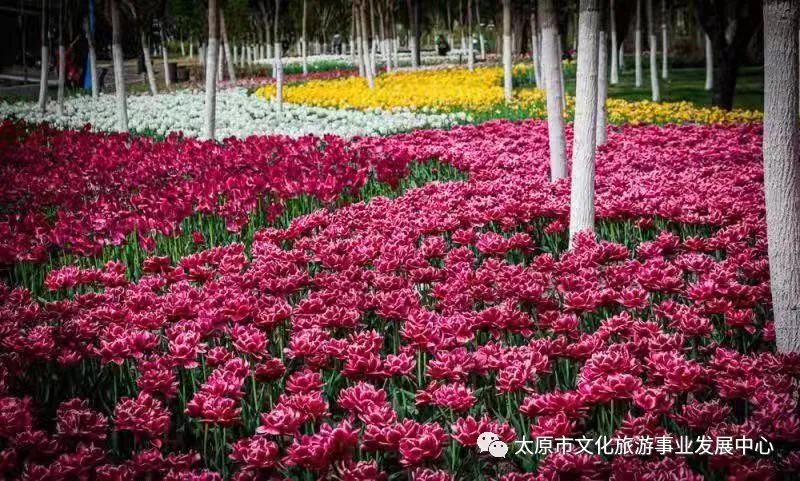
(3, 120, 799, 480)
(254, 66, 762, 125)
(0, 89, 464, 139)
(0, 120, 464, 277)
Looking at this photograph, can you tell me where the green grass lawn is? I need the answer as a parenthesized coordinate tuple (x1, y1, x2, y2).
(563, 65, 764, 111)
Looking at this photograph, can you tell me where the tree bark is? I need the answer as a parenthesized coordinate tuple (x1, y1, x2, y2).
(204, 0, 219, 139)
(110, 0, 128, 132)
(160, 22, 171, 87)
(220, 10, 237, 83)
(569, 0, 600, 245)
(476, 0, 486, 60)
(763, 0, 800, 353)
(704, 33, 712, 90)
(83, 16, 99, 98)
(354, 1, 365, 77)
(274, 0, 284, 111)
(369, 0, 378, 74)
(634, 0, 642, 87)
(302, 0, 308, 74)
(539, 0, 567, 181)
(57, 0, 65, 116)
(38, 0, 48, 113)
(408, 0, 420, 68)
(360, 0, 376, 87)
(597, 0, 608, 146)
(660, 0, 668, 79)
(141, 30, 158, 95)
(467, 0, 474, 71)
(530, 10, 540, 85)
(502, 0, 512, 101)
(610, 0, 618, 84)
(647, 0, 660, 100)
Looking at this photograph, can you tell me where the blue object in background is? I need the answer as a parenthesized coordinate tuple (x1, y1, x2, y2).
(83, 0, 95, 90)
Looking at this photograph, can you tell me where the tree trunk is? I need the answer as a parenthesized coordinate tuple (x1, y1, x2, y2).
(467, 0, 474, 71)
(476, 0, 486, 60)
(302, 0, 308, 74)
(704, 34, 713, 90)
(713, 47, 738, 110)
(110, 0, 128, 132)
(355, 1, 365, 76)
(204, 0, 219, 139)
(502, 0, 512, 101)
(369, 0, 378, 74)
(647, 0, 660, 101)
(763, 0, 800, 353)
(57, 0, 65, 115)
(597, 0, 608, 146)
(360, 0, 376, 88)
(38, 0, 48, 113)
(558, 35, 566, 109)
(569, 0, 600, 245)
(610, 0, 618, 84)
(220, 10, 237, 83)
(160, 23, 171, 87)
(189, 38, 194, 60)
(634, 0, 642, 87)
(530, 10, 539, 85)
(274, 0, 284, 111)
(539, 0, 567, 181)
(141, 30, 158, 95)
(660, 0, 668, 79)
(411, 0, 420, 67)
(83, 16, 99, 98)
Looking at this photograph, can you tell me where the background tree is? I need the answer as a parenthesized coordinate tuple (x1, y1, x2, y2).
(597, 0, 608, 145)
(540, 0, 566, 181)
(696, 0, 762, 110)
(38, 0, 49, 113)
(109, 0, 128, 131)
(646, 0, 659, 100)
(569, 0, 600, 244)
(56, 0, 66, 115)
(204, 0, 220, 139)
(634, 0, 642, 87)
(502, 0, 512, 101)
(762, 0, 800, 353)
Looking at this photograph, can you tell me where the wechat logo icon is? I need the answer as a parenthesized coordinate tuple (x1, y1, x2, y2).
(477, 431, 509, 458)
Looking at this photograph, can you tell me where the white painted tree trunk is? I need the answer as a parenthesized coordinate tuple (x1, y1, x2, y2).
(530, 12, 540, 86)
(302, 0, 308, 74)
(110, 0, 128, 132)
(569, 0, 600, 245)
(502, 0, 512, 102)
(204, 0, 219, 140)
(180, 39, 185, 57)
(160, 24, 171, 87)
(635, 0, 642, 87)
(274, 0, 284, 111)
(57, 46, 65, 115)
(83, 17, 99, 98)
(763, 0, 800, 353)
(539, 0, 567, 181)
(619, 41, 625, 70)
(220, 11, 236, 83)
(558, 36, 566, 109)
(660, 0, 668, 79)
(360, 0, 375, 88)
(274, 42, 283, 110)
(189, 40, 194, 61)
(56, 4, 65, 116)
(38, 0, 48, 113)
(369, 0, 378, 75)
(704, 34, 713, 90)
(596, 13, 608, 145)
(647, 0, 660, 101)
(467, 0, 474, 71)
(141, 31, 158, 95)
(217, 42, 224, 80)
(610, 0, 619, 84)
